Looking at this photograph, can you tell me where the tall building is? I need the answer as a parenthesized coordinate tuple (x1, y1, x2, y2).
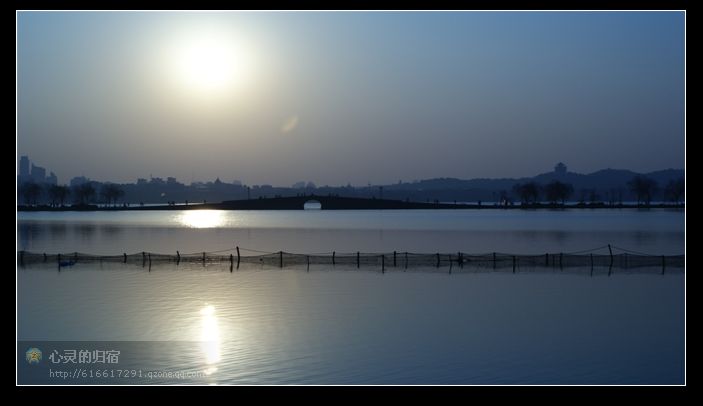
(18, 156, 59, 185)
(31, 164, 46, 183)
(19, 156, 30, 179)
(46, 172, 58, 185)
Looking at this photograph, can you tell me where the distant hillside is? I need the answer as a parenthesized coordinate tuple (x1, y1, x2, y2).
(381, 167, 684, 202)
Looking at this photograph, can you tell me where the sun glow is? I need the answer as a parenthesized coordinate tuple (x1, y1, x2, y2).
(167, 28, 254, 97)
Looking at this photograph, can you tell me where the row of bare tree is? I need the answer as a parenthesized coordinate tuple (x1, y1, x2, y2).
(19, 182, 125, 207)
(512, 180, 575, 205)
(512, 176, 684, 206)
(627, 176, 684, 206)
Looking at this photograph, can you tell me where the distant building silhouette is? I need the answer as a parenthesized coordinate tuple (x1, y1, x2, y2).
(18, 155, 59, 185)
(554, 162, 567, 175)
(70, 176, 90, 187)
(46, 171, 58, 185)
(31, 164, 46, 183)
(19, 156, 30, 180)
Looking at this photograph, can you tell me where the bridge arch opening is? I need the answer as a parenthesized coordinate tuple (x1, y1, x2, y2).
(303, 200, 322, 210)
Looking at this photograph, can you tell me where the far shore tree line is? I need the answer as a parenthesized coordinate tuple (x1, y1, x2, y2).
(19, 182, 125, 207)
(18, 175, 684, 208)
(511, 176, 684, 207)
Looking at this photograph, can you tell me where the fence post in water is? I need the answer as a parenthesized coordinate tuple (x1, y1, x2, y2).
(332, 251, 336, 266)
(142, 252, 146, 267)
(176, 251, 180, 265)
(279, 251, 283, 268)
(202, 252, 206, 266)
(662, 255, 666, 274)
(148, 253, 151, 271)
(382, 255, 385, 272)
(236, 246, 241, 269)
(57, 253, 61, 266)
(458, 252, 463, 268)
(493, 252, 496, 269)
(357, 251, 360, 268)
(436, 253, 440, 268)
(229, 254, 233, 270)
(512, 256, 516, 273)
(449, 255, 452, 273)
(43, 253, 47, 262)
(608, 244, 614, 267)
(394, 251, 397, 267)
(307, 255, 310, 271)
(405, 252, 408, 270)
(590, 253, 593, 270)
(124, 253, 127, 264)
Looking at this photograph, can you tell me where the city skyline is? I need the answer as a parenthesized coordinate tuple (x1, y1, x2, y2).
(17, 155, 57, 185)
(17, 11, 684, 186)
(16, 154, 684, 188)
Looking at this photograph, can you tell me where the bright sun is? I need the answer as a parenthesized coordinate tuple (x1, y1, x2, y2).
(169, 29, 252, 96)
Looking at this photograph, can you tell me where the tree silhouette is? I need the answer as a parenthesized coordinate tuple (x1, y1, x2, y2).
(100, 184, 124, 207)
(627, 176, 657, 206)
(48, 185, 71, 207)
(84, 184, 96, 204)
(579, 189, 598, 204)
(589, 189, 599, 204)
(100, 185, 111, 206)
(73, 183, 96, 205)
(115, 186, 125, 206)
(21, 182, 42, 205)
(664, 177, 684, 204)
(512, 182, 540, 205)
(544, 180, 573, 205)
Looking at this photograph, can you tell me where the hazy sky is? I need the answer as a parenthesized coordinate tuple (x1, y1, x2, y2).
(17, 11, 685, 186)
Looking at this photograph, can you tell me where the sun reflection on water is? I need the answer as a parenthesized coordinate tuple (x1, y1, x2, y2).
(179, 210, 225, 228)
(199, 304, 221, 375)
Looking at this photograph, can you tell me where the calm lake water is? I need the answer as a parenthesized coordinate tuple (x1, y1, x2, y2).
(17, 209, 685, 384)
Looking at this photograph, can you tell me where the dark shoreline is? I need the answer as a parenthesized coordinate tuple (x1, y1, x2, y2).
(17, 195, 685, 211)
